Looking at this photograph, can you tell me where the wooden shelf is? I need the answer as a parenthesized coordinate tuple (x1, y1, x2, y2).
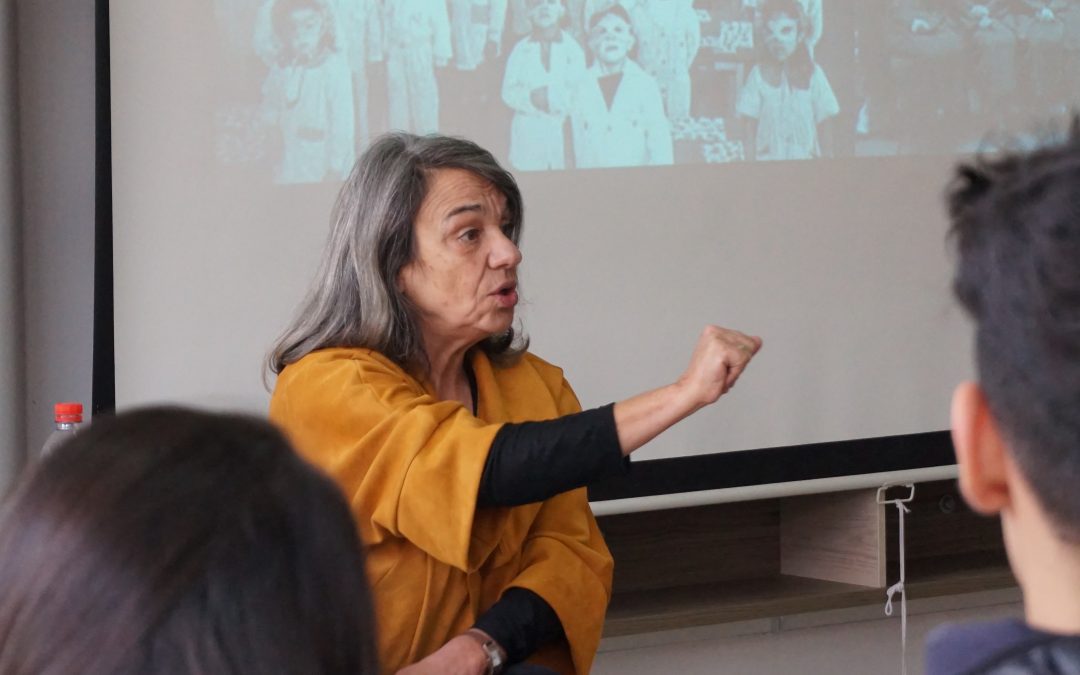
(598, 480, 1014, 638)
(902, 553, 1014, 598)
(604, 560, 1014, 637)
(605, 575, 885, 637)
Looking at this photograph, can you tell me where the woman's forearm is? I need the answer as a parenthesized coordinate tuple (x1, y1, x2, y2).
(477, 327, 761, 506)
(613, 382, 699, 457)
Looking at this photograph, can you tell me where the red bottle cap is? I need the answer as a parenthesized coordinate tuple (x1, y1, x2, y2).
(54, 402, 83, 424)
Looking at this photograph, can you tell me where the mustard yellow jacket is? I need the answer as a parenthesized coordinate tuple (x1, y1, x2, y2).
(270, 347, 614, 674)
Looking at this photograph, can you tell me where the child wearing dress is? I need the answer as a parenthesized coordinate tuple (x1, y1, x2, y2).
(736, 0, 839, 160)
(502, 0, 587, 170)
(260, 0, 355, 183)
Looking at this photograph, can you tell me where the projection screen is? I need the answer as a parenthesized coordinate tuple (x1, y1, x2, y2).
(108, 0, 1077, 507)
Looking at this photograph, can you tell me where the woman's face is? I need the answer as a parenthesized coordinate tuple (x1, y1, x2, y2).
(397, 169, 522, 355)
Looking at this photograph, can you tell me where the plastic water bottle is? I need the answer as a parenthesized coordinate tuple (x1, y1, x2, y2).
(40, 402, 84, 458)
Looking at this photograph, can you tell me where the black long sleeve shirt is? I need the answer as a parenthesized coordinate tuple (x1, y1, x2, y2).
(471, 402, 627, 664)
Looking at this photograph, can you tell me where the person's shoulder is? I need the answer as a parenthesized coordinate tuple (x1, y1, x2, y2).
(498, 351, 570, 390)
(285, 346, 398, 370)
(496, 351, 562, 378)
(925, 618, 1080, 675)
(324, 48, 351, 70)
(626, 59, 661, 88)
(559, 30, 585, 53)
(810, 62, 833, 83)
(520, 351, 565, 375)
(278, 348, 416, 391)
(737, 64, 764, 100)
(509, 34, 533, 54)
(623, 59, 647, 79)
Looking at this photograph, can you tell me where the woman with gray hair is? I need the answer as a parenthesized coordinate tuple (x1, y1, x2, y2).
(268, 132, 760, 675)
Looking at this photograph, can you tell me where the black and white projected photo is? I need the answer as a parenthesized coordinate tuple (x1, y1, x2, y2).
(213, 0, 1080, 183)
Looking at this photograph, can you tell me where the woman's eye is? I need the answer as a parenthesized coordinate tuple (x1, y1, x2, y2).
(460, 229, 481, 243)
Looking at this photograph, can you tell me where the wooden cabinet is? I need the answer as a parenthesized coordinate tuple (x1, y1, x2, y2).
(598, 480, 1013, 637)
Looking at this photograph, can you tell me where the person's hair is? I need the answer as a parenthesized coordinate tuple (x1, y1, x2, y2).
(271, 0, 337, 64)
(948, 117, 1080, 542)
(589, 3, 632, 31)
(268, 133, 528, 378)
(757, 0, 814, 89)
(0, 407, 379, 674)
(526, 0, 568, 30)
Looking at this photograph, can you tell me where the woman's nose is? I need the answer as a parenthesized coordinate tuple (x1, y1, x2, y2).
(490, 230, 523, 269)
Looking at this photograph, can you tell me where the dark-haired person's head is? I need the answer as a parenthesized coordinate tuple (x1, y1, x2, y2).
(0, 407, 378, 675)
(756, 0, 813, 88)
(945, 119, 1080, 647)
(272, 0, 336, 63)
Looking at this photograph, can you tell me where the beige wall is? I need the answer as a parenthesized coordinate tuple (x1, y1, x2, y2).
(0, 0, 24, 493)
(15, 0, 96, 460)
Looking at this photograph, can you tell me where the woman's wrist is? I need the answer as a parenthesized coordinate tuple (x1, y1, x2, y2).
(462, 629, 507, 675)
(670, 378, 707, 416)
(614, 383, 699, 457)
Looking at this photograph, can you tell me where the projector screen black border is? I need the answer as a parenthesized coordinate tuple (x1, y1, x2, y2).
(586, 430, 954, 502)
(92, 1, 956, 496)
(93, 0, 115, 417)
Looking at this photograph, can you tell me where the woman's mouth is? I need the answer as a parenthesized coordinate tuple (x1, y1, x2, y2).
(492, 283, 518, 308)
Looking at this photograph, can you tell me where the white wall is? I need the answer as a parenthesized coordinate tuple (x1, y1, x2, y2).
(15, 0, 96, 458)
(0, 0, 25, 493)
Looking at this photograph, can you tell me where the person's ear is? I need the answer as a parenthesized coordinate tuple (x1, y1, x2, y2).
(951, 381, 1012, 515)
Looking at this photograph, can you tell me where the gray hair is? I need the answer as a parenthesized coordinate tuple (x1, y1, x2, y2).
(267, 133, 528, 379)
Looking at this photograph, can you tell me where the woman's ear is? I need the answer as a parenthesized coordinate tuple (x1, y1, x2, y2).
(951, 381, 1012, 515)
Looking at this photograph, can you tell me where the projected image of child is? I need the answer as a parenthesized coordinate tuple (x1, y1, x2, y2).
(260, 0, 355, 184)
(571, 5, 673, 168)
(381, 0, 452, 135)
(744, 0, 822, 54)
(502, 0, 587, 169)
(511, 0, 590, 44)
(736, 0, 838, 161)
(621, 0, 701, 122)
